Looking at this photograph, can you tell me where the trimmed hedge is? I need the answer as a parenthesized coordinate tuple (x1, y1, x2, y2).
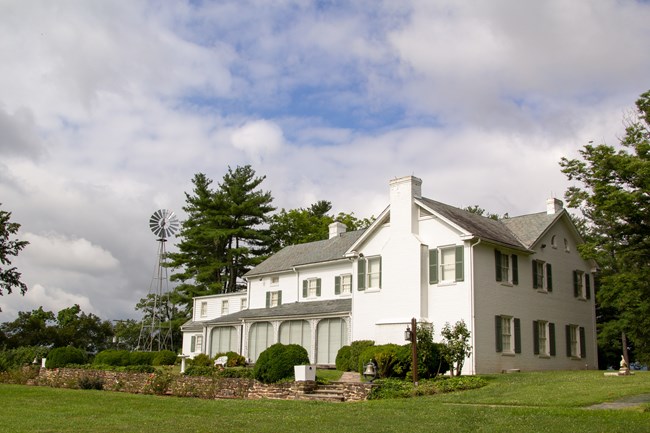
(190, 353, 213, 367)
(335, 345, 352, 371)
(93, 350, 175, 367)
(358, 344, 410, 378)
(45, 347, 87, 368)
(253, 344, 310, 384)
(152, 350, 177, 366)
(0, 346, 48, 372)
(349, 340, 374, 372)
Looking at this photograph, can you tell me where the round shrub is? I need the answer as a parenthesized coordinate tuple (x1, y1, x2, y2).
(45, 347, 87, 368)
(224, 351, 246, 367)
(191, 353, 213, 367)
(93, 350, 131, 367)
(358, 344, 408, 378)
(335, 345, 352, 371)
(253, 343, 310, 384)
(152, 350, 177, 366)
(128, 351, 155, 366)
(349, 340, 375, 373)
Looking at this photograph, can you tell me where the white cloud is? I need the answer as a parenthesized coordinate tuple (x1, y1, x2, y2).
(231, 120, 285, 161)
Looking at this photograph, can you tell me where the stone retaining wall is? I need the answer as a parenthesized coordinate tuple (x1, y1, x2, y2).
(34, 368, 372, 402)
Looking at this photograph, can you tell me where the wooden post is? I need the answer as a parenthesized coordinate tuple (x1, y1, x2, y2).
(411, 317, 418, 386)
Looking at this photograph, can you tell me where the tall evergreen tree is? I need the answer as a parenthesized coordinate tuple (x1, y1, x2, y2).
(167, 166, 274, 314)
(560, 89, 650, 364)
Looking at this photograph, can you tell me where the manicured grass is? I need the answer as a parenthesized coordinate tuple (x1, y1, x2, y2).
(2, 371, 649, 433)
(316, 368, 344, 382)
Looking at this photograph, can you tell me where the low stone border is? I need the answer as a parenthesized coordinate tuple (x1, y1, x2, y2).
(32, 368, 373, 402)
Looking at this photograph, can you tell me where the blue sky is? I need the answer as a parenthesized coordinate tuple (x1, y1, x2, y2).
(1, 0, 649, 322)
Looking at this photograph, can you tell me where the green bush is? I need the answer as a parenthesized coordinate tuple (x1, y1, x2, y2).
(183, 366, 217, 376)
(153, 350, 177, 366)
(358, 344, 409, 378)
(78, 375, 104, 390)
(93, 350, 131, 367)
(213, 351, 246, 367)
(253, 343, 310, 384)
(349, 340, 374, 372)
(45, 347, 87, 368)
(218, 367, 255, 379)
(0, 346, 48, 372)
(129, 351, 155, 366)
(335, 345, 351, 371)
(191, 353, 213, 367)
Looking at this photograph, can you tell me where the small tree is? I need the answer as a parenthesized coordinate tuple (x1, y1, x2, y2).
(441, 320, 472, 377)
(0, 204, 29, 306)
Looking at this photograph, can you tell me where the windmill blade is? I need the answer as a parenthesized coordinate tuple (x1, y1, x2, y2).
(149, 209, 180, 239)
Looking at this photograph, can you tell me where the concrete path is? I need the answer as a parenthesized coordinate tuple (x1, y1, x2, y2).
(585, 393, 650, 410)
(337, 372, 362, 383)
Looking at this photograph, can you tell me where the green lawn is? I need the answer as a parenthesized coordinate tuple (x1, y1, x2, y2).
(2, 371, 649, 433)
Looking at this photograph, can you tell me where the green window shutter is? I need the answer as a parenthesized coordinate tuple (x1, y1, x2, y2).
(566, 325, 572, 357)
(532, 259, 538, 289)
(573, 271, 579, 297)
(429, 249, 438, 284)
(514, 318, 521, 354)
(335, 276, 341, 295)
(277, 291, 282, 306)
(316, 278, 321, 297)
(302, 280, 308, 298)
(455, 246, 464, 282)
(190, 336, 196, 352)
(495, 316, 503, 352)
(549, 323, 556, 356)
(511, 254, 518, 285)
(265, 292, 271, 308)
(579, 327, 586, 359)
(358, 260, 366, 291)
(533, 321, 539, 355)
(495, 250, 502, 282)
(585, 274, 591, 299)
(546, 263, 553, 292)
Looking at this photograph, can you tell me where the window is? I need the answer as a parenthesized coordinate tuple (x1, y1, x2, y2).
(302, 278, 322, 298)
(564, 238, 570, 252)
(429, 246, 464, 284)
(191, 335, 203, 353)
(566, 325, 586, 358)
(495, 315, 521, 354)
(533, 320, 556, 356)
(271, 276, 279, 286)
(265, 290, 282, 308)
(221, 300, 229, 316)
(358, 256, 382, 290)
(573, 271, 591, 300)
(533, 260, 553, 292)
(335, 274, 352, 295)
(241, 298, 247, 310)
(494, 250, 518, 285)
(200, 301, 208, 318)
(551, 235, 557, 249)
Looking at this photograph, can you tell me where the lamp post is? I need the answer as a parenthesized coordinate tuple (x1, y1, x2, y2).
(405, 317, 418, 386)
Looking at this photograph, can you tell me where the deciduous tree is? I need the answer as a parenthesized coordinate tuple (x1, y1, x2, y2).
(0, 204, 29, 305)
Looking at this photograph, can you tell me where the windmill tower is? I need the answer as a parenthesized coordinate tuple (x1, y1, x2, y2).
(138, 209, 179, 352)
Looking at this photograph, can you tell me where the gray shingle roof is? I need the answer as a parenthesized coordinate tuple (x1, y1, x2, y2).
(244, 230, 365, 277)
(501, 211, 562, 248)
(182, 298, 352, 328)
(419, 197, 527, 249)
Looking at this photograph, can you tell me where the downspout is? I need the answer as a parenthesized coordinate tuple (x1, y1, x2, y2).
(469, 238, 481, 375)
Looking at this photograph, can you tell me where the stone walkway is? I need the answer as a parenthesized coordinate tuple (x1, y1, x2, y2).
(585, 393, 650, 410)
(337, 372, 362, 383)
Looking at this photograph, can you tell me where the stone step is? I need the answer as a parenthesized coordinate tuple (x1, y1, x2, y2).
(297, 393, 345, 402)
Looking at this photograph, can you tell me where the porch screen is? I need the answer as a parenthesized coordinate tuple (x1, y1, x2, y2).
(248, 322, 273, 362)
(279, 320, 311, 358)
(316, 318, 348, 365)
(210, 326, 237, 357)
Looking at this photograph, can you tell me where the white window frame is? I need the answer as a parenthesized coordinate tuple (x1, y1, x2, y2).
(221, 300, 229, 316)
(195, 335, 203, 353)
(367, 257, 381, 289)
(270, 291, 280, 308)
(241, 298, 247, 310)
(200, 301, 208, 318)
(501, 316, 514, 354)
(569, 325, 580, 358)
(538, 321, 549, 356)
(534, 260, 545, 290)
(307, 278, 319, 298)
(439, 246, 457, 283)
(575, 270, 586, 299)
(340, 274, 352, 294)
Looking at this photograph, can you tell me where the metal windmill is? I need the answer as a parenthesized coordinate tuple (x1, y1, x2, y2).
(137, 209, 180, 352)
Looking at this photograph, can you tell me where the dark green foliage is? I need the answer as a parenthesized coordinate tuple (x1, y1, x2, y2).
(152, 350, 177, 366)
(349, 340, 374, 373)
(78, 375, 104, 390)
(45, 346, 87, 368)
(190, 353, 213, 367)
(440, 320, 471, 376)
(218, 367, 254, 379)
(367, 376, 488, 400)
(93, 350, 131, 367)
(183, 365, 217, 376)
(214, 351, 246, 367)
(0, 346, 48, 372)
(335, 345, 352, 371)
(560, 89, 650, 364)
(128, 351, 156, 366)
(358, 344, 410, 378)
(415, 325, 449, 379)
(253, 343, 310, 384)
(0, 203, 29, 301)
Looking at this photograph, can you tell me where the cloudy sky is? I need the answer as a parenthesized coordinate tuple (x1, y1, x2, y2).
(1, 0, 649, 322)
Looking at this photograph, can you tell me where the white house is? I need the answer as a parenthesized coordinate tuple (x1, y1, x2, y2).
(181, 176, 598, 374)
